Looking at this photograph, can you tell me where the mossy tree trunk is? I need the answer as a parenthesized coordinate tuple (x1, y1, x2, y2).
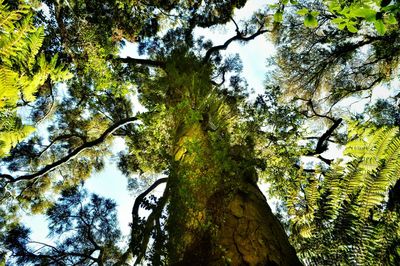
(166, 123, 301, 265)
(154, 53, 302, 265)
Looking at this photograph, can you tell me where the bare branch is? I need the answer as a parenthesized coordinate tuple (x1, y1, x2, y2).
(307, 118, 343, 156)
(307, 99, 337, 123)
(114, 177, 168, 266)
(0, 117, 138, 183)
(131, 178, 168, 220)
(203, 26, 270, 63)
(116, 57, 166, 68)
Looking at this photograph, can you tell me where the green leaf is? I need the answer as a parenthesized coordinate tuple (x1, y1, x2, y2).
(281, 0, 289, 5)
(374, 19, 386, 35)
(381, 5, 398, 12)
(269, 4, 279, 9)
(297, 8, 309, 16)
(310, 11, 320, 17)
(347, 23, 358, 33)
(384, 13, 397, 25)
(274, 10, 284, 23)
(304, 14, 318, 28)
(290, 0, 298, 4)
(328, 2, 342, 12)
(331, 17, 346, 24)
(337, 22, 346, 30)
(349, 8, 376, 19)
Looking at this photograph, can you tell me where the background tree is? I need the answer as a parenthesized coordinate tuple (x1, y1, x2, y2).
(4, 187, 125, 265)
(263, 0, 400, 264)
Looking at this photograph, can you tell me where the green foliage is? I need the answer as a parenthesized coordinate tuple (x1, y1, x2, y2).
(271, 0, 319, 27)
(0, 0, 71, 157)
(296, 8, 319, 28)
(272, 0, 399, 34)
(286, 122, 400, 265)
(325, 0, 399, 35)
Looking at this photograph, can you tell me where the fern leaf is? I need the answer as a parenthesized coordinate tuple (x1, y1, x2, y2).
(26, 26, 45, 68)
(0, 66, 18, 107)
(0, 124, 35, 157)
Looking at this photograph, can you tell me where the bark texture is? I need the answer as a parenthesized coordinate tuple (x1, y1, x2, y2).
(167, 123, 302, 266)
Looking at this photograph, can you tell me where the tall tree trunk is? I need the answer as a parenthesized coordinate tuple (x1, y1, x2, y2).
(167, 122, 302, 265)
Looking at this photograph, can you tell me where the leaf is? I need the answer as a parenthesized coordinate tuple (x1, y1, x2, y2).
(347, 23, 358, 33)
(381, 5, 398, 12)
(328, 2, 342, 12)
(304, 14, 318, 28)
(384, 13, 397, 25)
(310, 11, 320, 17)
(297, 8, 309, 16)
(374, 19, 386, 35)
(349, 8, 376, 19)
(274, 10, 284, 23)
(331, 17, 346, 24)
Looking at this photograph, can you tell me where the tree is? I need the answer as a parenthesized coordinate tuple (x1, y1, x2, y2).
(1, 0, 400, 265)
(266, 0, 400, 264)
(4, 187, 124, 265)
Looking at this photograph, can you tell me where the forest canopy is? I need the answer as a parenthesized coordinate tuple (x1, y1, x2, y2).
(1, 0, 400, 265)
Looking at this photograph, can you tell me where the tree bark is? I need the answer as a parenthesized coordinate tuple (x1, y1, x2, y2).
(167, 122, 302, 265)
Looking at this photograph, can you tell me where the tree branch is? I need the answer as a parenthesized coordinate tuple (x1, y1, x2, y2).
(114, 177, 168, 266)
(203, 25, 270, 63)
(0, 117, 138, 183)
(307, 118, 343, 156)
(116, 57, 166, 69)
(131, 177, 168, 220)
(37, 134, 86, 158)
(133, 186, 169, 265)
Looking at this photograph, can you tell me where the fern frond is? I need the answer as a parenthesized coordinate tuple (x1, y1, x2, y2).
(0, 15, 33, 60)
(290, 123, 400, 265)
(0, 66, 18, 107)
(26, 26, 45, 68)
(0, 124, 35, 157)
(0, 9, 23, 33)
(375, 127, 399, 159)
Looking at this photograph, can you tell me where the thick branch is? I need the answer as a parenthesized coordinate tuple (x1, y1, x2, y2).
(114, 178, 168, 266)
(307, 118, 343, 156)
(0, 117, 138, 183)
(37, 134, 86, 158)
(317, 155, 333, 165)
(203, 26, 269, 63)
(133, 187, 169, 265)
(131, 177, 168, 220)
(116, 57, 166, 68)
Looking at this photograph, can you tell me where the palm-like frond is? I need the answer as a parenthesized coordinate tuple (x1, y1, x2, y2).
(0, 1, 72, 157)
(288, 123, 400, 265)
